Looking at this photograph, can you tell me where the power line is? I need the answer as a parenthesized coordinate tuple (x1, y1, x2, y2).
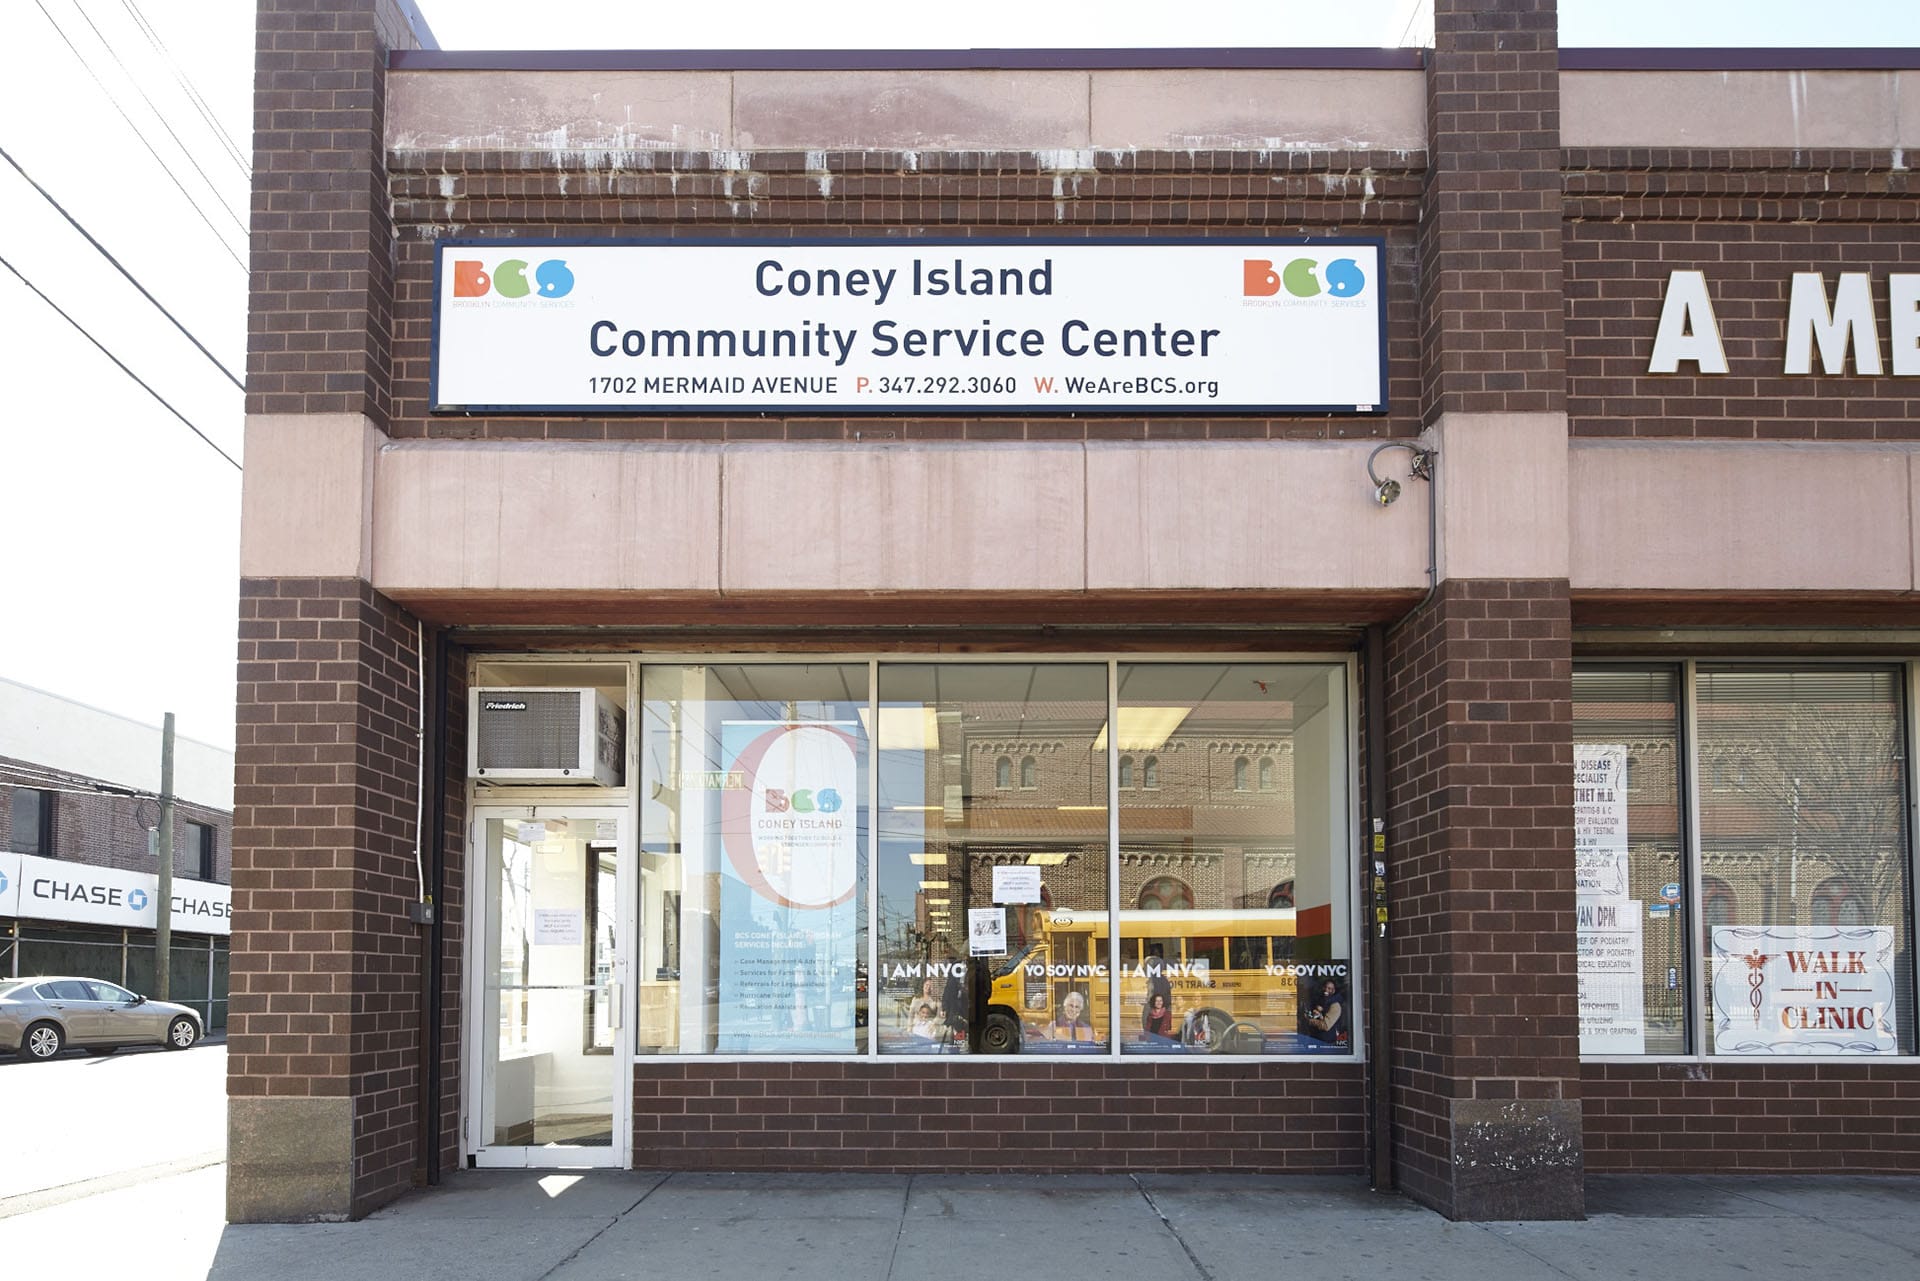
(0, 252, 241, 474)
(62, 0, 252, 232)
(119, 0, 250, 178)
(1, 144, 244, 392)
(32, 0, 247, 274)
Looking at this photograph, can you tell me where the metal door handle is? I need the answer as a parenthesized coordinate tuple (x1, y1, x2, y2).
(607, 981, 622, 1029)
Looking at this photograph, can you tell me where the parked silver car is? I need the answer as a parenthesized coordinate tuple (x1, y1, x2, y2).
(0, 977, 203, 1061)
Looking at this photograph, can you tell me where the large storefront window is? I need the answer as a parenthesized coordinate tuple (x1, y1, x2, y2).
(1575, 664, 1915, 1058)
(875, 664, 1109, 1055)
(1116, 664, 1352, 1055)
(636, 665, 870, 1054)
(488, 656, 1356, 1060)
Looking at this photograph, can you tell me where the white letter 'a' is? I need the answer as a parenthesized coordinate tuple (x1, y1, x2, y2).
(1648, 270, 1728, 374)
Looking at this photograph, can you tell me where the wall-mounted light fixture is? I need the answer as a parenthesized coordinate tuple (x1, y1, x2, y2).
(1366, 441, 1439, 626)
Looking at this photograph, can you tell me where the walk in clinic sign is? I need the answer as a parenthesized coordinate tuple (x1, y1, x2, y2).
(430, 238, 1387, 415)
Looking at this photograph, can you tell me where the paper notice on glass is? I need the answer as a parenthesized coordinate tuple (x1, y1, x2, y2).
(533, 908, 584, 946)
(1577, 898, 1646, 1054)
(968, 907, 1009, 957)
(992, 865, 1042, 904)
(1574, 743, 1630, 900)
(1711, 924, 1899, 1055)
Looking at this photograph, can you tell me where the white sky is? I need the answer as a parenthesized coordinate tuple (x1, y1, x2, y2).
(1, 1, 1916, 752)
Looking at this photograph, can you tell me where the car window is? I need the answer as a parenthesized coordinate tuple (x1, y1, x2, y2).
(87, 981, 136, 1003)
(0, 980, 25, 998)
(48, 980, 95, 1001)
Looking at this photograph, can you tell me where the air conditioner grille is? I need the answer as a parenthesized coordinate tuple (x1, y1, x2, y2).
(477, 691, 582, 770)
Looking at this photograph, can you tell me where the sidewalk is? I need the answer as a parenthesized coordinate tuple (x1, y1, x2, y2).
(7, 1167, 1918, 1280)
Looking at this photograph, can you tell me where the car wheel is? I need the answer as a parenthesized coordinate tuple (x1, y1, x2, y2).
(166, 1017, 199, 1050)
(85, 1046, 120, 1057)
(980, 1011, 1021, 1054)
(20, 1021, 64, 1061)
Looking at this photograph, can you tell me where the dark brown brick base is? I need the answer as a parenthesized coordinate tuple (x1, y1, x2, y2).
(632, 1061, 1364, 1170)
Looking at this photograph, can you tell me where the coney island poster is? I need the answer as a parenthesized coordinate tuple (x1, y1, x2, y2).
(714, 721, 864, 1052)
(1710, 924, 1899, 1055)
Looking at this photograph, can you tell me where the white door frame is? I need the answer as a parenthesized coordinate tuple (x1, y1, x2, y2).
(464, 804, 633, 1169)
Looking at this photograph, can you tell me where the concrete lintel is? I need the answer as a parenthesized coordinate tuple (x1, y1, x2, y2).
(1564, 69, 1920, 149)
(1570, 439, 1915, 593)
(239, 413, 384, 580)
(1086, 440, 1428, 591)
(386, 67, 1425, 155)
(1432, 412, 1570, 583)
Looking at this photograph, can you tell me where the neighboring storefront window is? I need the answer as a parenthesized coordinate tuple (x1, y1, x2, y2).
(1697, 667, 1913, 1056)
(874, 663, 1109, 1056)
(636, 664, 870, 1054)
(1572, 668, 1687, 1055)
(1116, 663, 1352, 1056)
(1575, 664, 1915, 1058)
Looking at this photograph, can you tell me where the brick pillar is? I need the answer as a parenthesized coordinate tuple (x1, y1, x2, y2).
(227, 579, 426, 1221)
(1386, 0, 1582, 1220)
(248, 0, 423, 425)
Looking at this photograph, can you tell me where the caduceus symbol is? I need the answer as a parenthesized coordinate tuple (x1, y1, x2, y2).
(1742, 949, 1770, 1027)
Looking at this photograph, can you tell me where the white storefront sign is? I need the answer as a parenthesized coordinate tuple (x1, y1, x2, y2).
(2, 851, 230, 936)
(1576, 899, 1646, 1054)
(432, 239, 1387, 414)
(1573, 743, 1629, 898)
(1711, 925, 1899, 1055)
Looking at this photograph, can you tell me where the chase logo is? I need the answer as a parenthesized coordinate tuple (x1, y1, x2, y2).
(0, 869, 8, 895)
(452, 259, 575, 300)
(128, 889, 149, 911)
(1243, 257, 1366, 299)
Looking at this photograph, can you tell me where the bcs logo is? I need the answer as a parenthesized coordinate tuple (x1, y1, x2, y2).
(1243, 257, 1365, 299)
(763, 788, 844, 815)
(452, 259, 575, 299)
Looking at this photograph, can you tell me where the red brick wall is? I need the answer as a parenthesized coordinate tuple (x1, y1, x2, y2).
(1419, 0, 1564, 420)
(383, 151, 1426, 443)
(1565, 163, 1920, 441)
(1584, 1063, 1920, 1172)
(228, 576, 427, 1217)
(1386, 578, 1582, 1216)
(248, 0, 410, 424)
(632, 1060, 1363, 1171)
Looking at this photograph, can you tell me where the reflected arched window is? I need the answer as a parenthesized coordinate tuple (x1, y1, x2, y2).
(1233, 757, 1249, 791)
(1702, 877, 1737, 929)
(1143, 756, 1160, 789)
(1138, 876, 1194, 911)
(1268, 880, 1295, 909)
(1812, 877, 1868, 926)
(1020, 755, 1037, 789)
(995, 756, 1011, 789)
(1119, 755, 1134, 789)
(1258, 756, 1274, 791)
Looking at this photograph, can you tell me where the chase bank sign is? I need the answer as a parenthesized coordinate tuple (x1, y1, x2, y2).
(2, 852, 229, 936)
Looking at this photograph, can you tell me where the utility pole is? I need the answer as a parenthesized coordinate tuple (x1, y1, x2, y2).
(155, 712, 175, 1000)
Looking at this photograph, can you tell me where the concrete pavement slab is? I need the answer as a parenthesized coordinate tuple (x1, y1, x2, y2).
(1491, 1214, 1920, 1281)
(551, 1209, 906, 1281)
(0, 1161, 225, 1281)
(1692, 1174, 1920, 1218)
(208, 1213, 617, 1281)
(1578, 1175, 1765, 1217)
(1137, 1172, 1434, 1218)
(632, 1171, 911, 1220)
(373, 1169, 668, 1218)
(899, 1177, 1200, 1279)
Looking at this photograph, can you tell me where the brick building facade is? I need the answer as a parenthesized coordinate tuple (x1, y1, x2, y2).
(230, 0, 1920, 1226)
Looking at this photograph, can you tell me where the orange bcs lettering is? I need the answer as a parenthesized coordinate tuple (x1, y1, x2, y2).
(1243, 259, 1282, 297)
(453, 261, 492, 297)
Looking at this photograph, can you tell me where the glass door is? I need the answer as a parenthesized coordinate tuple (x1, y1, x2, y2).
(470, 807, 631, 1168)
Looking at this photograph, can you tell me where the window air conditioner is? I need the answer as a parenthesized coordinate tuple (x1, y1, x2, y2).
(468, 688, 624, 786)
